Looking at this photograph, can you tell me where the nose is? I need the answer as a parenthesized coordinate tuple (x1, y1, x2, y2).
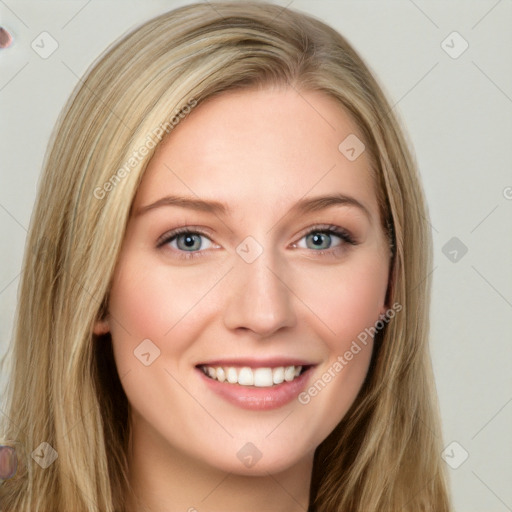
(222, 250, 297, 337)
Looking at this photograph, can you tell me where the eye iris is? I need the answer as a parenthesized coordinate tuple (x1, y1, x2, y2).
(177, 233, 202, 251)
(307, 232, 331, 250)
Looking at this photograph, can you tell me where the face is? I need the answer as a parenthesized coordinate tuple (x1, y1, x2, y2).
(95, 86, 391, 477)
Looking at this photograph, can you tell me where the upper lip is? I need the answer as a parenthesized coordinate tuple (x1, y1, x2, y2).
(196, 358, 316, 368)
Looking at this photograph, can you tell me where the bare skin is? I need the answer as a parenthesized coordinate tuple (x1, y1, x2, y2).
(95, 86, 391, 512)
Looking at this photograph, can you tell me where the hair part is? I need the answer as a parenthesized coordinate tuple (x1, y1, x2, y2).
(0, 2, 451, 510)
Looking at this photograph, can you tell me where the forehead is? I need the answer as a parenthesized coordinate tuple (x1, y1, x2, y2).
(133, 86, 379, 222)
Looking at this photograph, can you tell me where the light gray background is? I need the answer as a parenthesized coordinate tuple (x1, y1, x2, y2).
(0, 1, 511, 511)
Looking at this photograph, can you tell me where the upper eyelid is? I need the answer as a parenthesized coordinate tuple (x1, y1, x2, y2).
(156, 226, 214, 247)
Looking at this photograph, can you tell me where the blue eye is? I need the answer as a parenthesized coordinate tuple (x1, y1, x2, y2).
(296, 227, 354, 251)
(157, 225, 355, 260)
(305, 232, 335, 250)
(160, 230, 213, 252)
(175, 233, 205, 251)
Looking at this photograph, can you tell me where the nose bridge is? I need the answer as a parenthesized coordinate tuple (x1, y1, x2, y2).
(223, 243, 297, 336)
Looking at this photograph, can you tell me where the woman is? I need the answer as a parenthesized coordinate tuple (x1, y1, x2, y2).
(0, 2, 452, 510)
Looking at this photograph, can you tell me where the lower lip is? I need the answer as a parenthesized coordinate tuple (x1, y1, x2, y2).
(197, 367, 314, 411)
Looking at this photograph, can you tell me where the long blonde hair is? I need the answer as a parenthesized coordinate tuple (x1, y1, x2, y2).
(0, 2, 452, 510)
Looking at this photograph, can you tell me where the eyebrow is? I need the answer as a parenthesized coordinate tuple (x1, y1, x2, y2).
(291, 194, 371, 220)
(135, 195, 228, 216)
(135, 193, 371, 220)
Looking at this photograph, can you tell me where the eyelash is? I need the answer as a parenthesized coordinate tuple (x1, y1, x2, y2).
(156, 224, 357, 260)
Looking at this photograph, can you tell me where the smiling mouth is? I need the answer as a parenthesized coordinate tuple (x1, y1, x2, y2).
(197, 364, 310, 387)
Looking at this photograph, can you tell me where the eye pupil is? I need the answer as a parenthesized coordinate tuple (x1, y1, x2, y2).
(177, 233, 202, 251)
(307, 232, 330, 250)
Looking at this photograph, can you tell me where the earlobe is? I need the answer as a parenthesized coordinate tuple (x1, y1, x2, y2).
(93, 317, 110, 335)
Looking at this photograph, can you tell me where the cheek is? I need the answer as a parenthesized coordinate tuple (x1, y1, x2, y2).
(108, 262, 166, 342)
(106, 256, 225, 364)
(292, 256, 388, 432)
(293, 253, 389, 345)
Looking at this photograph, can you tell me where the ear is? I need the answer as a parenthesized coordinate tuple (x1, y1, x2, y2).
(93, 316, 110, 335)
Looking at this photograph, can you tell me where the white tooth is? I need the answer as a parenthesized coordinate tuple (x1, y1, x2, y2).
(254, 367, 273, 387)
(238, 367, 254, 386)
(207, 367, 216, 378)
(226, 367, 238, 384)
(272, 367, 285, 384)
(216, 367, 226, 382)
(294, 365, 302, 377)
(284, 366, 296, 382)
